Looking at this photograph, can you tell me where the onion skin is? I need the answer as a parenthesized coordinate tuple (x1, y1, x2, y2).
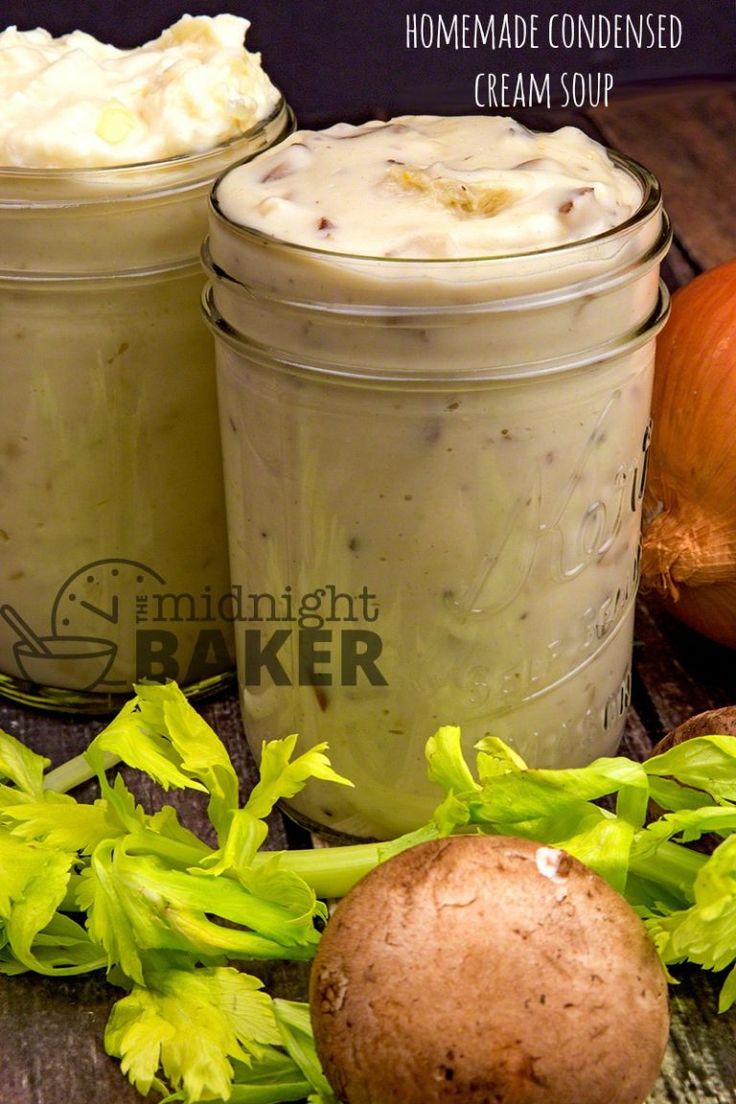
(641, 258, 736, 647)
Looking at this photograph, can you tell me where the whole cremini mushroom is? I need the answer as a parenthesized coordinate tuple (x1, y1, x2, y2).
(310, 835, 669, 1104)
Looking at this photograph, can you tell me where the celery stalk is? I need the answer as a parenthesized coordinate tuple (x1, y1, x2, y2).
(44, 750, 120, 793)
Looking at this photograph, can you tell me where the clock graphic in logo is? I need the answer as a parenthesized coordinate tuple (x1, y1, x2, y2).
(50, 558, 166, 690)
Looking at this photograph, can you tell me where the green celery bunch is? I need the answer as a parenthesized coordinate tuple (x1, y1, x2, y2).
(266, 726, 736, 1010)
(2, 684, 736, 1102)
(0, 682, 350, 1103)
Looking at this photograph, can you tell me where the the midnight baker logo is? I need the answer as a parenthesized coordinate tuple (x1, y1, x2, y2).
(1, 560, 386, 693)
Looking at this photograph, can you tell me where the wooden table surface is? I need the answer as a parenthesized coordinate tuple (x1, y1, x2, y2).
(1, 82, 735, 1104)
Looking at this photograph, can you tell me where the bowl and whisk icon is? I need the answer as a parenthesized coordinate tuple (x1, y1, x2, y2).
(0, 604, 117, 692)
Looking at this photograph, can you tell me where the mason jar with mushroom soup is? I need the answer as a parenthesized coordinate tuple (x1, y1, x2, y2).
(204, 115, 671, 839)
(0, 16, 293, 711)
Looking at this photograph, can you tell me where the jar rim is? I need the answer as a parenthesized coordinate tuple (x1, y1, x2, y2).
(203, 278, 671, 385)
(0, 95, 289, 180)
(203, 207, 672, 317)
(209, 142, 661, 267)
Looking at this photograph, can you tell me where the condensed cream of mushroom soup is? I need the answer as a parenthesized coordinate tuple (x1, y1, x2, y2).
(204, 115, 671, 839)
(0, 15, 292, 711)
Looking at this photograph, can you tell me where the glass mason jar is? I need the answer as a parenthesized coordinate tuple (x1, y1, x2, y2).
(0, 99, 293, 713)
(204, 151, 670, 840)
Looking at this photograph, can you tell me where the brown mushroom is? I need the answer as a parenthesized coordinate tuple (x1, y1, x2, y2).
(310, 835, 669, 1104)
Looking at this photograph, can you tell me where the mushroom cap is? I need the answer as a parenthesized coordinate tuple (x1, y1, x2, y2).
(651, 706, 736, 757)
(310, 835, 669, 1104)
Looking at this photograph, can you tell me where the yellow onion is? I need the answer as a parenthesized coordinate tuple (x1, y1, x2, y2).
(641, 258, 736, 647)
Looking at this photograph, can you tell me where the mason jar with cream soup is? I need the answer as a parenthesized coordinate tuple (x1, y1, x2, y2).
(0, 16, 292, 710)
(204, 116, 671, 841)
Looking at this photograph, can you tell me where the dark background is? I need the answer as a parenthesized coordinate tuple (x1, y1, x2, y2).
(0, 1, 734, 125)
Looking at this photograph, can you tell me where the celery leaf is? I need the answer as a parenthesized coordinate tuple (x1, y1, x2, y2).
(246, 735, 353, 823)
(426, 725, 481, 795)
(0, 729, 50, 798)
(105, 965, 283, 1101)
(4, 794, 116, 854)
(645, 736, 736, 804)
(273, 999, 337, 1103)
(88, 695, 207, 796)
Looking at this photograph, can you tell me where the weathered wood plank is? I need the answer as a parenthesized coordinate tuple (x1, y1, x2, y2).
(590, 83, 736, 273)
(653, 970, 736, 1104)
(620, 698, 656, 760)
(661, 242, 699, 290)
(633, 595, 735, 739)
(0, 974, 141, 1104)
